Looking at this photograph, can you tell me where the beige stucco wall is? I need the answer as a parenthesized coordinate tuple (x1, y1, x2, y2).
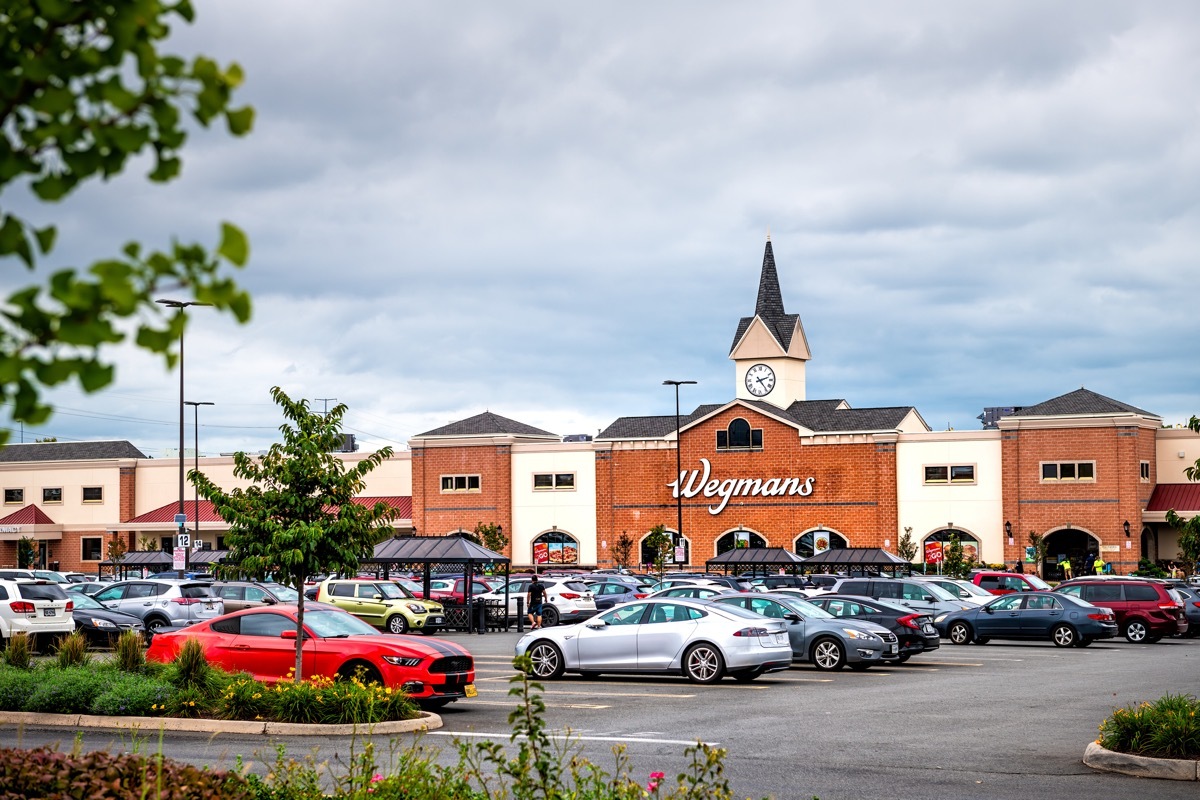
(1155, 428, 1200, 483)
(0, 460, 128, 529)
(510, 443, 597, 566)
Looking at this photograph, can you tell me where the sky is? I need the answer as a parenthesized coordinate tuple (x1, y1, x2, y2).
(5, 1, 1200, 457)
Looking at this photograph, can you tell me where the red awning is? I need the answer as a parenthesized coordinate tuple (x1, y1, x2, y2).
(1145, 484, 1200, 513)
(0, 505, 57, 525)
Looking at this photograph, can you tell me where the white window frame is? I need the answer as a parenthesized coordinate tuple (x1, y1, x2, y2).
(440, 474, 481, 494)
(1039, 461, 1096, 483)
(82, 486, 104, 503)
(922, 464, 977, 485)
(80, 537, 103, 561)
(1139, 461, 1150, 482)
(532, 473, 576, 491)
(41, 487, 63, 504)
(3, 488, 24, 504)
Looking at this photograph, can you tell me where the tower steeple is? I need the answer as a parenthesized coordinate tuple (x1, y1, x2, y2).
(728, 239, 811, 408)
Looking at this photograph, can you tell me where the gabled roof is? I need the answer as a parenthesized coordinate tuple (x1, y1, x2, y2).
(1146, 484, 1200, 513)
(127, 497, 413, 525)
(413, 411, 557, 439)
(800, 547, 911, 566)
(367, 534, 509, 564)
(0, 505, 56, 525)
(729, 240, 803, 355)
(1012, 388, 1157, 419)
(705, 547, 807, 567)
(0, 440, 147, 462)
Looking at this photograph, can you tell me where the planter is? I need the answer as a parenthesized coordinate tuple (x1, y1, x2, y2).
(1083, 741, 1200, 781)
(0, 709, 442, 737)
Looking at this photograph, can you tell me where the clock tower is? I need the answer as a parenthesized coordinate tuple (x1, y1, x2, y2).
(729, 238, 811, 408)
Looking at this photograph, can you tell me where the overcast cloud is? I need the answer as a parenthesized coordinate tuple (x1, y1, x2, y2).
(6, 1, 1200, 456)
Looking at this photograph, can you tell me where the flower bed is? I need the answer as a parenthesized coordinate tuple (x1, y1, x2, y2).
(1097, 693, 1200, 760)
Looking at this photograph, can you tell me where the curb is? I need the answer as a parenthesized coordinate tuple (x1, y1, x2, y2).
(1083, 741, 1200, 781)
(0, 710, 442, 737)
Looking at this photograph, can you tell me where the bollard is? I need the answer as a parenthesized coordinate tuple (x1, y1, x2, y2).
(517, 596, 525, 633)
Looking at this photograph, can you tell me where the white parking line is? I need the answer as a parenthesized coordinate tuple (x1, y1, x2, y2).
(429, 731, 716, 746)
(464, 700, 611, 709)
(476, 688, 697, 699)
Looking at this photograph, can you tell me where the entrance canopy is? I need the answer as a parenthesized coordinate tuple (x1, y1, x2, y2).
(706, 547, 807, 575)
(799, 547, 912, 576)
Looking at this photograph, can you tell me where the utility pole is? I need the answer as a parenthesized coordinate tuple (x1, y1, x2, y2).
(315, 398, 337, 416)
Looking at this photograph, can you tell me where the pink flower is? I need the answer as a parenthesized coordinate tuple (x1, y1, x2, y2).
(646, 771, 665, 792)
(371, 774, 384, 783)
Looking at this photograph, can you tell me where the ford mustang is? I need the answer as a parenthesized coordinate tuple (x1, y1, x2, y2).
(146, 604, 476, 707)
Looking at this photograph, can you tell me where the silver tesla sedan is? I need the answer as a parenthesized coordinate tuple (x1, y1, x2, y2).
(514, 597, 793, 683)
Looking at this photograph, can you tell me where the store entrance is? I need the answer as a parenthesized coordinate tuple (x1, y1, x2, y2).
(1041, 529, 1100, 579)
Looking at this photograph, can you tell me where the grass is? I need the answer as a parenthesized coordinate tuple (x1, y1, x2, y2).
(1098, 693, 1200, 760)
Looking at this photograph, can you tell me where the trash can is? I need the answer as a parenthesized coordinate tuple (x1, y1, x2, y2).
(472, 597, 488, 635)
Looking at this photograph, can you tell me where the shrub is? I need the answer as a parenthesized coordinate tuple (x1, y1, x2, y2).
(23, 667, 111, 714)
(54, 630, 91, 668)
(217, 677, 274, 721)
(1098, 693, 1200, 759)
(0, 746, 254, 800)
(165, 685, 208, 718)
(89, 672, 174, 717)
(0, 665, 40, 711)
(3, 631, 32, 669)
(271, 676, 324, 724)
(271, 673, 417, 725)
(115, 628, 146, 672)
(162, 637, 223, 698)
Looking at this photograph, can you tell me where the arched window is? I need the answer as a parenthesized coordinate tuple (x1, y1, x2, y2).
(716, 529, 766, 554)
(532, 530, 579, 565)
(716, 418, 763, 450)
(448, 529, 480, 544)
(922, 529, 980, 562)
(793, 530, 848, 558)
(640, 532, 688, 567)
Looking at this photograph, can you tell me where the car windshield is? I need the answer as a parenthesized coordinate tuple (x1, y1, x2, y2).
(304, 609, 381, 637)
(954, 581, 993, 597)
(374, 583, 406, 600)
(1025, 575, 1052, 590)
(778, 597, 834, 619)
(919, 582, 959, 601)
(563, 581, 591, 592)
(270, 585, 300, 602)
(70, 592, 103, 610)
(17, 583, 68, 600)
(394, 578, 422, 593)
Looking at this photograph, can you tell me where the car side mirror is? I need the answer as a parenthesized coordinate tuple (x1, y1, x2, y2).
(280, 629, 298, 639)
(262, 596, 277, 605)
(983, 607, 994, 614)
(784, 613, 802, 622)
(585, 619, 607, 629)
(373, 594, 383, 601)
(923, 595, 935, 602)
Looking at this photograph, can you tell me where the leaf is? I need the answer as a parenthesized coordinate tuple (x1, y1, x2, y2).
(225, 106, 254, 136)
(217, 222, 249, 266)
(34, 225, 57, 255)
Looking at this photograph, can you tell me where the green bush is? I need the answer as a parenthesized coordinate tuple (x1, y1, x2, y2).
(0, 745, 254, 800)
(270, 673, 417, 725)
(217, 676, 274, 721)
(163, 637, 222, 695)
(54, 630, 91, 668)
(3, 631, 32, 669)
(114, 628, 146, 672)
(0, 665, 40, 711)
(89, 672, 174, 717)
(23, 666, 111, 714)
(1099, 693, 1200, 759)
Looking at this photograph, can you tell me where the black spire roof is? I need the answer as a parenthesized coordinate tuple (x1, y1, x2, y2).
(729, 239, 802, 354)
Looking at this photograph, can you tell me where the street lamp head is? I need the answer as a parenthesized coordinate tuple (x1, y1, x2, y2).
(157, 298, 213, 309)
(184, 400, 215, 407)
(662, 380, 698, 386)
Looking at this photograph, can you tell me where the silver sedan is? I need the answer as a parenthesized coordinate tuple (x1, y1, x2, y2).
(514, 597, 794, 683)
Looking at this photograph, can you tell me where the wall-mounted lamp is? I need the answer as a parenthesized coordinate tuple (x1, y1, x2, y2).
(1123, 520, 1130, 538)
(1005, 520, 1013, 546)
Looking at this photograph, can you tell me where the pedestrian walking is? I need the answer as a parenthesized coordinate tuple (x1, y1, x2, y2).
(1092, 555, 1105, 576)
(1061, 558, 1073, 580)
(527, 575, 546, 629)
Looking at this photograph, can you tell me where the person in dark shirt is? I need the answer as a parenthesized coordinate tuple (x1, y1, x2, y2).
(527, 576, 547, 629)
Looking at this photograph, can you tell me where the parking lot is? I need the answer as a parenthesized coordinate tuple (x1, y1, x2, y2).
(3, 628, 1198, 799)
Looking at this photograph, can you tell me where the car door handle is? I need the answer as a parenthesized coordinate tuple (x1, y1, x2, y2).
(232, 644, 251, 650)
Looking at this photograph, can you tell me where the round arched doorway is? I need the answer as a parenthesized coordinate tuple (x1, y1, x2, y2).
(1041, 528, 1100, 580)
(716, 529, 766, 554)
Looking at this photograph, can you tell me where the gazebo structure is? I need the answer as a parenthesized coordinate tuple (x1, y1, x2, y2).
(363, 535, 511, 633)
(705, 546, 807, 576)
(98, 549, 169, 579)
(799, 547, 913, 577)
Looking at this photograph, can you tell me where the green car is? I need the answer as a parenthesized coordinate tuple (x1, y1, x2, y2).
(316, 579, 446, 634)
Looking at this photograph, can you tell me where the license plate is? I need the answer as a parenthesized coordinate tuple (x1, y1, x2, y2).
(464, 684, 478, 698)
(775, 633, 786, 645)
(922, 624, 935, 634)
(888, 644, 898, 654)
(431, 616, 444, 624)
(43, 608, 55, 617)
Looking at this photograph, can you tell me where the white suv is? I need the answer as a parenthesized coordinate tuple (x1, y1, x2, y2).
(478, 576, 597, 626)
(0, 579, 75, 650)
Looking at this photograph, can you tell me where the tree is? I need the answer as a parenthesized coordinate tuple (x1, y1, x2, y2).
(1166, 415, 1200, 574)
(190, 388, 396, 681)
(644, 524, 672, 579)
(942, 534, 968, 580)
(16, 536, 35, 569)
(473, 521, 509, 555)
(1027, 530, 1047, 577)
(896, 526, 918, 562)
(106, 532, 128, 566)
(0, 2, 253, 446)
(611, 531, 635, 571)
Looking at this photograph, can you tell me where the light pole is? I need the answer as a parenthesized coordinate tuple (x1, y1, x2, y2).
(185, 401, 214, 550)
(663, 379, 696, 566)
(157, 299, 210, 577)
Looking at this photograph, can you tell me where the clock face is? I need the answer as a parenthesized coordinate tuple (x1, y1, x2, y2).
(745, 363, 775, 397)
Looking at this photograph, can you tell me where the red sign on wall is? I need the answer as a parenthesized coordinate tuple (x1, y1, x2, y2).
(924, 541, 944, 564)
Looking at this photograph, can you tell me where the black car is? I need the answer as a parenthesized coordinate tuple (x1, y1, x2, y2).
(804, 594, 940, 662)
(69, 590, 146, 646)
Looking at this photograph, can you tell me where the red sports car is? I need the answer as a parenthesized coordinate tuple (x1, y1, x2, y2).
(145, 605, 476, 707)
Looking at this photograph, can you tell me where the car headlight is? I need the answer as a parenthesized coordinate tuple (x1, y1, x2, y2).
(406, 603, 426, 613)
(91, 618, 116, 628)
(934, 614, 948, 623)
(842, 628, 879, 642)
(382, 655, 423, 667)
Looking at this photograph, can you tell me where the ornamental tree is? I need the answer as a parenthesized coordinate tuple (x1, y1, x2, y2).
(896, 526, 918, 563)
(190, 388, 396, 681)
(1166, 415, 1200, 574)
(0, 1, 253, 445)
(473, 521, 509, 555)
(611, 531, 635, 571)
(644, 524, 672, 579)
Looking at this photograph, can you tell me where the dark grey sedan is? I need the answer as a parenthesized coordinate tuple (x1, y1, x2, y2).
(934, 591, 1118, 647)
(804, 594, 940, 662)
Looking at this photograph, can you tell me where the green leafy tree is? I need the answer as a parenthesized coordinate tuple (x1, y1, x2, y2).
(644, 524, 672, 579)
(1027, 530, 1048, 577)
(473, 521, 508, 555)
(15, 536, 35, 569)
(191, 388, 396, 681)
(106, 533, 128, 566)
(611, 531, 635, 571)
(1166, 415, 1200, 574)
(896, 526, 918, 562)
(942, 534, 967, 579)
(0, 1, 253, 445)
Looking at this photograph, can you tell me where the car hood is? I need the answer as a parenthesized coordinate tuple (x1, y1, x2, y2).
(73, 607, 143, 625)
(316, 633, 468, 658)
(811, 619, 893, 635)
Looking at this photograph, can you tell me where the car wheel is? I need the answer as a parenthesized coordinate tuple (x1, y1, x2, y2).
(1123, 620, 1149, 643)
(387, 615, 409, 634)
(144, 616, 169, 634)
(527, 641, 565, 679)
(731, 666, 764, 682)
(541, 606, 560, 627)
(811, 637, 847, 670)
(948, 622, 973, 645)
(848, 662, 871, 671)
(1052, 624, 1076, 647)
(682, 643, 725, 683)
(896, 654, 911, 663)
(1075, 638, 1093, 648)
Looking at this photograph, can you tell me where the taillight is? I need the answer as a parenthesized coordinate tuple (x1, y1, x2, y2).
(1159, 603, 1181, 611)
(896, 614, 922, 630)
(1087, 613, 1113, 621)
(633, 593, 647, 599)
(65, 600, 73, 611)
(733, 626, 770, 637)
(173, 597, 203, 606)
(559, 593, 582, 600)
(9, 601, 35, 614)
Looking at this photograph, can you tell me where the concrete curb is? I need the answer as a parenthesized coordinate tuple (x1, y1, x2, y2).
(0, 710, 442, 737)
(1083, 741, 1200, 781)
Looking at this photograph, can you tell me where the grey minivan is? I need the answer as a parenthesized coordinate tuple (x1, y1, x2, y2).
(827, 577, 973, 616)
(92, 579, 223, 633)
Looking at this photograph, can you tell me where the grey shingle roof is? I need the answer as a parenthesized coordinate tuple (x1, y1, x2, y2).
(413, 411, 558, 439)
(0, 440, 147, 462)
(1012, 388, 1157, 419)
(729, 240, 800, 354)
(597, 404, 724, 439)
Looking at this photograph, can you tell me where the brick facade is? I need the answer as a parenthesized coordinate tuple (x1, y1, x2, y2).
(411, 442, 513, 558)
